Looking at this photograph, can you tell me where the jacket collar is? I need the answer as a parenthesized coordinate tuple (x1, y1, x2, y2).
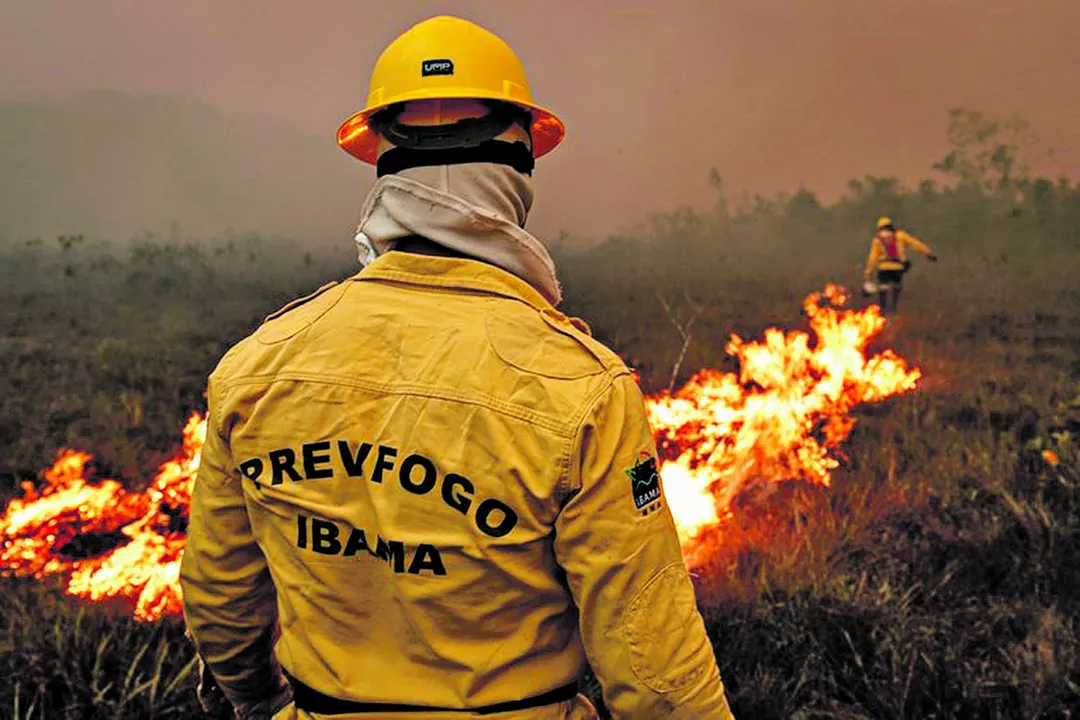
(353, 251, 555, 312)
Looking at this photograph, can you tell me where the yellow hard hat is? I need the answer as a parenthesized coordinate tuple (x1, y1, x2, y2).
(337, 15, 565, 165)
(877, 216, 894, 229)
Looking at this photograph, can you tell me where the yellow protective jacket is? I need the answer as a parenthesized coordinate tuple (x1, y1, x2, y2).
(864, 230, 934, 277)
(180, 251, 734, 720)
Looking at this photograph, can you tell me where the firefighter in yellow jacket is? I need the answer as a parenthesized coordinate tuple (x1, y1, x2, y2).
(862, 216, 937, 314)
(179, 15, 735, 720)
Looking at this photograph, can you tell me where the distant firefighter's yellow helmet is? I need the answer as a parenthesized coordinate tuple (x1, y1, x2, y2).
(877, 216, 895, 230)
(336, 15, 565, 165)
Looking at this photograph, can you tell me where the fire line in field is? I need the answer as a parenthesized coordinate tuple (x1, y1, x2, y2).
(0, 414, 204, 621)
(0, 284, 920, 621)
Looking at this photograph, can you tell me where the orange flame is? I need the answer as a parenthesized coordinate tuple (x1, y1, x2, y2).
(0, 413, 205, 621)
(0, 285, 919, 619)
(646, 284, 920, 566)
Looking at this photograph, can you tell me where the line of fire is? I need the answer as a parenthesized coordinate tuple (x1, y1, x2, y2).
(0, 283, 921, 622)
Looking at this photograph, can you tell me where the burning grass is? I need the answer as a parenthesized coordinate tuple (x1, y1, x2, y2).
(0, 415, 203, 622)
(1, 284, 924, 629)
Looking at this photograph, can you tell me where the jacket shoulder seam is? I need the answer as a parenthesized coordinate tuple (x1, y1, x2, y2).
(262, 280, 342, 323)
(557, 367, 631, 500)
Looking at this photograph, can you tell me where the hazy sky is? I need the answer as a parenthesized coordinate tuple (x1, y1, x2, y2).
(2, 0, 1078, 239)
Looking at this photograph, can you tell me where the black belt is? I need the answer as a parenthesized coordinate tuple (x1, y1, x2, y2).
(284, 671, 579, 716)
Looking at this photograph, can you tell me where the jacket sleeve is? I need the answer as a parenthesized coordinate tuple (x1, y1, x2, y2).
(899, 230, 934, 257)
(554, 373, 734, 719)
(864, 237, 882, 278)
(179, 377, 292, 720)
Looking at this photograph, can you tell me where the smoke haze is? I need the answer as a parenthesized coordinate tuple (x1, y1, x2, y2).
(1, 0, 1077, 244)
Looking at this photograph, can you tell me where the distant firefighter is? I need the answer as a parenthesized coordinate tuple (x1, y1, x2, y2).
(862, 216, 937, 313)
